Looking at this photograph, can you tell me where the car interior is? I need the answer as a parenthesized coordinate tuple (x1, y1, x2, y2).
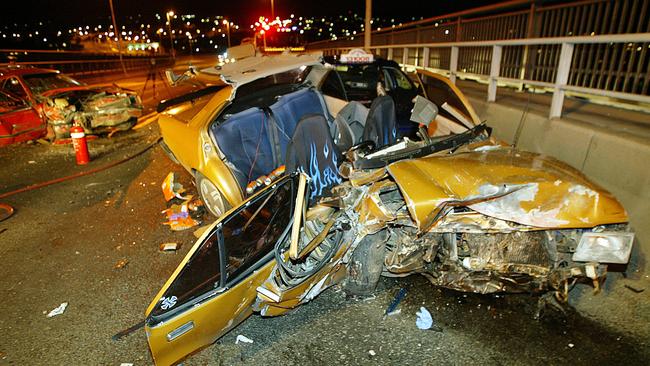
(209, 66, 482, 197)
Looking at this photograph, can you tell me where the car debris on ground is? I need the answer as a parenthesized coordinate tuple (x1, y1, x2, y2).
(114, 259, 129, 269)
(160, 172, 206, 230)
(159, 243, 180, 252)
(235, 335, 254, 344)
(46, 302, 68, 318)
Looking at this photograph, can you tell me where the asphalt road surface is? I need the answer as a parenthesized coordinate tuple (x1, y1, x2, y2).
(0, 60, 648, 365)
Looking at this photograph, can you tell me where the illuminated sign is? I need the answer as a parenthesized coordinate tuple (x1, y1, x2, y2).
(340, 48, 374, 63)
(264, 47, 306, 52)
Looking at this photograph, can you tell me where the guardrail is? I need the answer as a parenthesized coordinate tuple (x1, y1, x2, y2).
(1, 49, 171, 78)
(318, 33, 650, 119)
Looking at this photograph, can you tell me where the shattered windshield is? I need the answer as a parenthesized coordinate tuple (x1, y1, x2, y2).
(22, 73, 83, 95)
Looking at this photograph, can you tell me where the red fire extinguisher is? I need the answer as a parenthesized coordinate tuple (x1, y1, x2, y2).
(70, 125, 90, 165)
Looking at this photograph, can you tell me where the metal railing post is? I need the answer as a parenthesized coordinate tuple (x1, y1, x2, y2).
(488, 45, 502, 102)
(402, 47, 408, 65)
(422, 47, 430, 68)
(450, 46, 459, 84)
(550, 42, 574, 119)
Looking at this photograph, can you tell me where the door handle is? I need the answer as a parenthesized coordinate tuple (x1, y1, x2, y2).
(166, 321, 194, 342)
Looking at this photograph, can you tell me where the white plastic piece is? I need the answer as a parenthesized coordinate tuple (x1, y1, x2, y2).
(47, 302, 68, 318)
(416, 307, 433, 330)
(572, 231, 634, 264)
(235, 334, 254, 344)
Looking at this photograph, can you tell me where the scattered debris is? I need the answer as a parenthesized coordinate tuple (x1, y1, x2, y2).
(568, 343, 575, 348)
(416, 307, 443, 332)
(119, 363, 134, 366)
(235, 335, 254, 344)
(28, 160, 36, 164)
(162, 203, 201, 231)
(159, 242, 180, 252)
(0, 228, 6, 235)
(47, 302, 68, 318)
(384, 288, 407, 318)
(416, 307, 433, 330)
(161, 172, 187, 201)
(0, 203, 15, 222)
(624, 284, 645, 293)
(368, 350, 376, 356)
(115, 259, 129, 269)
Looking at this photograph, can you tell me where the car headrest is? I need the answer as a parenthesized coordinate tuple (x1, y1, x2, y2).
(286, 114, 342, 200)
(362, 95, 397, 149)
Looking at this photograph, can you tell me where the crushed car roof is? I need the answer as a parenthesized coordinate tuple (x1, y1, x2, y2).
(200, 53, 322, 87)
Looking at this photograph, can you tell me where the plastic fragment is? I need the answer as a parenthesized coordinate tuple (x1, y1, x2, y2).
(114, 259, 129, 269)
(416, 306, 433, 330)
(384, 288, 407, 317)
(47, 302, 68, 318)
(235, 334, 254, 344)
(159, 243, 179, 252)
(161, 172, 187, 201)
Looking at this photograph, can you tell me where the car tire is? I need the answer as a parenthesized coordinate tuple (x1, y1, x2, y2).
(195, 173, 229, 218)
(344, 229, 387, 296)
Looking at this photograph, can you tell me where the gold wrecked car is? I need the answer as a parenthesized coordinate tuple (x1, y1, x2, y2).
(147, 54, 633, 365)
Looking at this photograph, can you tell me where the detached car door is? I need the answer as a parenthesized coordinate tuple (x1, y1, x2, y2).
(145, 175, 295, 365)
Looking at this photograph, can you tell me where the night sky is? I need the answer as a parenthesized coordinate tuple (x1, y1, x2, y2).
(3, 0, 503, 25)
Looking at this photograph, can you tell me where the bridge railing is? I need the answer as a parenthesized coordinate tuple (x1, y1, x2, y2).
(0, 49, 171, 78)
(318, 33, 650, 119)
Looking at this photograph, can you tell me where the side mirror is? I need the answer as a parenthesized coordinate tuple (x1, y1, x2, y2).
(410, 95, 438, 127)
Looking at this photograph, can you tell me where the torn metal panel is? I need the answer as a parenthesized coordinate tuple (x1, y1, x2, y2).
(386, 148, 627, 231)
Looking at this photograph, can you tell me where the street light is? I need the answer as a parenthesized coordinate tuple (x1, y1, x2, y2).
(166, 10, 176, 59)
(223, 19, 231, 48)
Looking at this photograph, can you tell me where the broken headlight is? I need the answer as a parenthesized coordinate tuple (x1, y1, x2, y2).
(572, 231, 634, 264)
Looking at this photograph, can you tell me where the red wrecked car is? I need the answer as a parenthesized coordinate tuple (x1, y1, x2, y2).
(0, 89, 45, 146)
(0, 65, 142, 144)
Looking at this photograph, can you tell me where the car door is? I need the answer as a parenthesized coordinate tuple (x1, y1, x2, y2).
(0, 90, 45, 145)
(145, 175, 295, 366)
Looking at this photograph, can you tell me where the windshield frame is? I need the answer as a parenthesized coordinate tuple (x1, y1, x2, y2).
(353, 123, 490, 170)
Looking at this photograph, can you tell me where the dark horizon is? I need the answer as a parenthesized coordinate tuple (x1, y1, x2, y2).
(3, 0, 505, 26)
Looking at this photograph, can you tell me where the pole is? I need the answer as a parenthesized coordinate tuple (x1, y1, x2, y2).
(364, 0, 372, 51)
(224, 20, 231, 48)
(166, 11, 176, 59)
(271, 0, 275, 19)
(108, 0, 127, 75)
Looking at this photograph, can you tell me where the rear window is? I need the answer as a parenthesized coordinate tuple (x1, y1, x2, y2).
(335, 64, 380, 102)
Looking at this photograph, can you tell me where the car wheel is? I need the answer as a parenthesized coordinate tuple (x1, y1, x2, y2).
(344, 229, 387, 296)
(196, 173, 229, 218)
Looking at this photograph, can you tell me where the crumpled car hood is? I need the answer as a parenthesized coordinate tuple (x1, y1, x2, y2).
(387, 148, 627, 230)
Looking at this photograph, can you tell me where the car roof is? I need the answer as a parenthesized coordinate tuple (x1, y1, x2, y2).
(0, 66, 60, 78)
(199, 53, 322, 88)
